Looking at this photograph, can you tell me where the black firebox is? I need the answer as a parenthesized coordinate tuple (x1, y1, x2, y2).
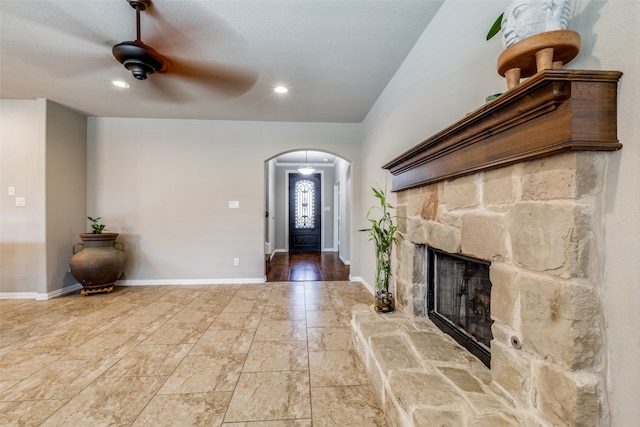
(426, 247, 493, 367)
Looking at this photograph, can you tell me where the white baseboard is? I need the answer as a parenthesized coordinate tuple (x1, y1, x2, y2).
(43, 283, 83, 300)
(0, 292, 40, 300)
(349, 275, 374, 295)
(117, 278, 266, 286)
(1, 283, 82, 300)
(339, 255, 350, 265)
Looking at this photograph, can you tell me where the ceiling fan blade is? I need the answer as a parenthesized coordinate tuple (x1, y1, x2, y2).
(168, 58, 258, 97)
(126, 74, 188, 104)
(142, 2, 245, 53)
(2, 41, 112, 79)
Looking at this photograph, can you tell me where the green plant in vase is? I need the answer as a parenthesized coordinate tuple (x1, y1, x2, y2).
(87, 216, 106, 234)
(359, 186, 402, 313)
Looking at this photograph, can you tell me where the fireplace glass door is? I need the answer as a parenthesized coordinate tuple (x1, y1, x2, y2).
(427, 248, 493, 367)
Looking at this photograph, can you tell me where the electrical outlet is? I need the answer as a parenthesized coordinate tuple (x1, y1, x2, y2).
(233, 258, 239, 266)
(229, 201, 239, 209)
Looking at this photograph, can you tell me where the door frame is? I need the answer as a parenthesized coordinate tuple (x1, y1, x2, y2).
(285, 169, 325, 252)
(333, 181, 340, 253)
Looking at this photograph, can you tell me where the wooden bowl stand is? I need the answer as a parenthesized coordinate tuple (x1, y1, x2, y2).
(497, 30, 581, 89)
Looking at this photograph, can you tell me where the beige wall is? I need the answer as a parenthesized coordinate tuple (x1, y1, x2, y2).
(334, 157, 351, 263)
(357, 1, 640, 424)
(0, 100, 46, 294)
(0, 99, 86, 296)
(87, 118, 361, 283)
(265, 158, 276, 256)
(575, 2, 640, 425)
(45, 100, 87, 293)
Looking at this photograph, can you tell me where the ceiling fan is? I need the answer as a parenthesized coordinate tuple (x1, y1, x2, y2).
(112, 1, 168, 80)
(110, 0, 257, 96)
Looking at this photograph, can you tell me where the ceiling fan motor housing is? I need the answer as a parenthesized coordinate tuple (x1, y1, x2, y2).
(112, 41, 168, 80)
(128, 0, 150, 11)
(113, 0, 167, 80)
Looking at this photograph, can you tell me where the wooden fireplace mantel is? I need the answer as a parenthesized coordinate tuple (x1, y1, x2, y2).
(383, 69, 623, 191)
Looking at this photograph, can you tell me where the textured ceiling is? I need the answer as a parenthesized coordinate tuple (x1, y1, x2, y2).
(0, 0, 443, 123)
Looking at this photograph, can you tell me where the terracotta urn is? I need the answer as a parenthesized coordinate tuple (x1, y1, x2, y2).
(70, 233, 126, 293)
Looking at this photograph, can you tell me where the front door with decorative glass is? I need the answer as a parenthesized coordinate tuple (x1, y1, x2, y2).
(289, 173, 321, 252)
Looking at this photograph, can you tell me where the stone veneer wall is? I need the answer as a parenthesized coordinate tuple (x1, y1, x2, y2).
(390, 151, 610, 426)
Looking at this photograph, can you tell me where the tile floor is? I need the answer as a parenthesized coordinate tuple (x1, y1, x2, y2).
(0, 282, 387, 426)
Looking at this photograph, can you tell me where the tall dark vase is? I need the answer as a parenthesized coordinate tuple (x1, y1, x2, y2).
(70, 233, 126, 295)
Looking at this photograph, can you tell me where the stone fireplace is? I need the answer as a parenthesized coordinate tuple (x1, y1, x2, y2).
(352, 70, 622, 426)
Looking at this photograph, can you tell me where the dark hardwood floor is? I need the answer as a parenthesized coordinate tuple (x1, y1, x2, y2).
(266, 252, 350, 282)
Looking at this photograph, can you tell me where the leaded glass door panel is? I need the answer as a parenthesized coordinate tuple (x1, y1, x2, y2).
(289, 173, 321, 252)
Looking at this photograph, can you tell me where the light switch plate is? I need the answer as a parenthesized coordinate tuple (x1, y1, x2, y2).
(229, 201, 240, 209)
(16, 197, 26, 207)
(8, 187, 15, 196)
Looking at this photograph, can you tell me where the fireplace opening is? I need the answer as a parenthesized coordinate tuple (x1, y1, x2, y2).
(426, 247, 493, 367)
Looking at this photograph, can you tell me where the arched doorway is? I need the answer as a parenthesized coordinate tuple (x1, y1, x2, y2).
(264, 150, 352, 281)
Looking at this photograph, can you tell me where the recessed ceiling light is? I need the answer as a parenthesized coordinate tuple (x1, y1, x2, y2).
(112, 80, 130, 88)
(274, 86, 288, 94)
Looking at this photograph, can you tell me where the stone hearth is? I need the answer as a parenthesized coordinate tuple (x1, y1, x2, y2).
(352, 303, 527, 426)
(352, 71, 621, 427)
